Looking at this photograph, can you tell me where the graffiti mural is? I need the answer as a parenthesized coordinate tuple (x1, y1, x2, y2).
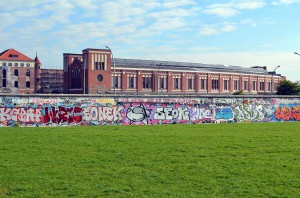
(233, 104, 265, 122)
(274, 105, 300, 121)
(126, 103, 151, 125)
(0, 96, 300, 127)
(215, 106, 234, 123)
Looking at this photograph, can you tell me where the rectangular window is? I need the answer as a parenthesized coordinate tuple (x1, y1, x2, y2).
(268, 82, 271, 91)
(159, 77, 167, 89)
(127, 76, 137, 89)
(252, 81, 257, 91)
(20, 63, 24, 67)
(14, 63, 18, 66)
(187, 78, 194, 90)
(10, 54, 19, 58)
(223, 80, 229, 90)
(260, 81, 265, 91)
(111, 76, 121, 89)
(14, 81, 18, 88)
(8, 63, 12, 66)
(2, 62, 6, 66)
(212, 79, 219, 90)
(142, 76, 153, 89)
(95, 62, 105, 70)
(274, 83, 278, 91)
(234, 80, 239, 90)
(2, 79, 6, 87)
(26, 63, 30, 67)
(244, 81, 249, 91)
(200, 79, 207, 90)
(173, 77, 181, 90)
(26, 81, 30, 88)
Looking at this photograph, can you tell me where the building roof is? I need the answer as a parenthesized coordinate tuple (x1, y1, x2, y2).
(113, 58, 270, 75)
(0, 48, 34, 62)
(34, 55, 42, 65)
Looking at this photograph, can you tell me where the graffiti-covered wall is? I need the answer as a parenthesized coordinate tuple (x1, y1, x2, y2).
(0, 95, 300, 127)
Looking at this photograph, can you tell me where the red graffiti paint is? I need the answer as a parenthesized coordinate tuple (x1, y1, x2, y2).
(274, 106, 300, 121)
(42, 106, 83, 124)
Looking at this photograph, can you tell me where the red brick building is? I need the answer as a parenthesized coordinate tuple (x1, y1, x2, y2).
(64, 48, 284, 95)
(0, 48, 41, 94)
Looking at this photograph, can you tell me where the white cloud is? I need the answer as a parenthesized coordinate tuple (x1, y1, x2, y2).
(204, 7, 238, 18)
(221, 24, 237, 32)
(204, 0, 265, 17)
(272, 0, 300, 5)
(0, 0, 42, 11)
(192, 46, 221, 52)
(149, 8, 193, 18)
(162, 0, 197, 8)
(233, 1, 266, 9)
(199, 23, 237, 36)
(198, 25, 219, 36)
(240, 18, 258, 27)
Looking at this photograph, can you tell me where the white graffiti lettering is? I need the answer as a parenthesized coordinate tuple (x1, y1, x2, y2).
(234, 105, 264, 121)
(154, 107, 189, 120)
(84, 106, 124, 122)
(0, 108, 42, 123)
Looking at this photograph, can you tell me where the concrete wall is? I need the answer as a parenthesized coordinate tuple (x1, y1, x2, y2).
(0, 94, 299, 127)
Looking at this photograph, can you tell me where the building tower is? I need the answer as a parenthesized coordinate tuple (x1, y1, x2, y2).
(34, 53, 42, 93)
(82, 48, 112, 94)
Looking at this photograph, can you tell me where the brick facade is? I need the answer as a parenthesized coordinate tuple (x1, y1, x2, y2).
(0, 49, 41, 94)
(64, 48, 285, 95)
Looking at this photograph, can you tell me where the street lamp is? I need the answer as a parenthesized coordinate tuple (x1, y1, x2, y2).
(294, 52, 300, 56)
(271, 65, 280, 93)
(105, 46, 116, 94)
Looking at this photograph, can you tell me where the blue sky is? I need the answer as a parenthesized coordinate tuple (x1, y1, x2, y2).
(1, 0, 300, 81)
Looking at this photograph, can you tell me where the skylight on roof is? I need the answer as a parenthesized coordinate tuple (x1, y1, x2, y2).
(10, 54, 19, 58)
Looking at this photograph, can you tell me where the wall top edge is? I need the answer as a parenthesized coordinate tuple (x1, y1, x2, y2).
(0, 94, 300, 99)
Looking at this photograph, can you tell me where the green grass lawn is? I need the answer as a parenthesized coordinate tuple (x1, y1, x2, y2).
(0, 123, 300, 197)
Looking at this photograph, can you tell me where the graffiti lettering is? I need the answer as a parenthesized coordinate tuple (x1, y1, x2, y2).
(0, 96, 300, 127)
(215, 106, 233, 120)
(84, 106, 124, 122)
(189, 107, 214, 122)
(274, 106, 300, 121)
(42, 106, 83, 124)
(234, 104, 264, 122)
(154, 107, 189, 120)
(0, 107, 42, 123)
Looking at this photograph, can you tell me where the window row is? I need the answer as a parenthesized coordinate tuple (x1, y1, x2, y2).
(1, 62, 32, 67)
(110, 76, 277, 92)
(92, 54, 108, 71)
(2, 79, 30, 88)
(2, 69, 31, 78)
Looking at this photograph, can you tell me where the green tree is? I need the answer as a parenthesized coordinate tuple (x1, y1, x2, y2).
(276, 80, 300, 95)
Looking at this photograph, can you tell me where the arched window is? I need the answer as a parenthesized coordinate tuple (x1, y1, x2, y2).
(26, 69, 30, 77)
(14, 69, 18, 76)
(71, 67, 82, 88)
(26, 81, 30, 88)
(14, 81, 18, 88)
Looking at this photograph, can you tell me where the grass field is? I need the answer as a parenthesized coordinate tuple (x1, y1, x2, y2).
(0, 123, 300, 197)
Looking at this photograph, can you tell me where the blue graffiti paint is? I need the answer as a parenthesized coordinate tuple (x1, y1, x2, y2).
(215, 107, 233, 120)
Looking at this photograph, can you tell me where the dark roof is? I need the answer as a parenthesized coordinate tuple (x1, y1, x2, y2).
(35, 55, 42, 65)
(113, 58, 269, 75)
